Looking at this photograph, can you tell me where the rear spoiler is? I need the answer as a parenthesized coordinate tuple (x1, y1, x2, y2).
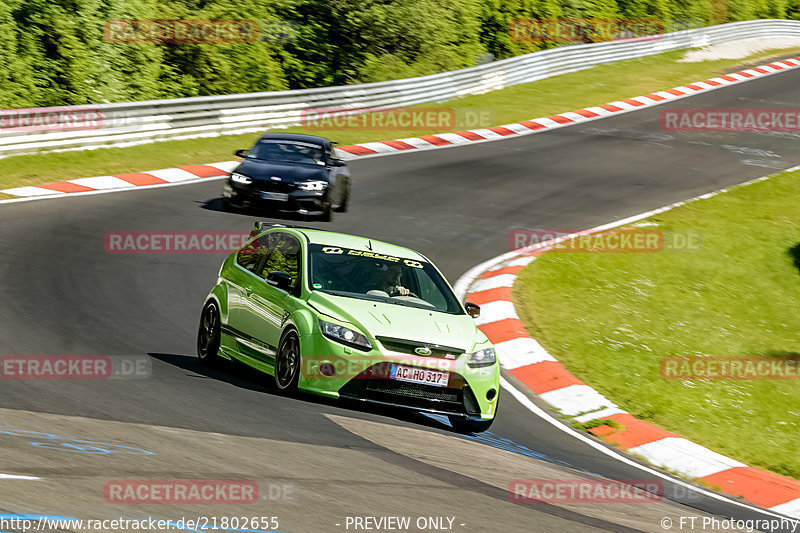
(248, 221, 317, 240)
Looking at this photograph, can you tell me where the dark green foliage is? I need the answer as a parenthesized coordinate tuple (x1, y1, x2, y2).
(0, 0, 795, 107)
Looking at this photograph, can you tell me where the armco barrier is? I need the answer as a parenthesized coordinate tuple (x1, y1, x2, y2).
(2, 19, 800, 159)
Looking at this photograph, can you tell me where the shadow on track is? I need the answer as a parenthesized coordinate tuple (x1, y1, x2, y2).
(198, 197, 330, 225)
(148, 352, 453, 433)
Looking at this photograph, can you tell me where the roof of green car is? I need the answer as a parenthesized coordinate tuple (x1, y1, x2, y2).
(285, 228, 428, 261)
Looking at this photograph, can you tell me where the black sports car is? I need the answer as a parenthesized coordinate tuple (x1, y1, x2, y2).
(222, 133, 350, 221)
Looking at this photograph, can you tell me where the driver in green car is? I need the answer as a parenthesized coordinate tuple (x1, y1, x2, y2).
(376, 262, 410, 296)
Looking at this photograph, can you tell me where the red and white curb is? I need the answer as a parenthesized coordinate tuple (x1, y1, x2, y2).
(334, 57, 800, 158)
(1, 161, 239, 198)
(3, 56, 800, 200)
(454, 172, 800, 519)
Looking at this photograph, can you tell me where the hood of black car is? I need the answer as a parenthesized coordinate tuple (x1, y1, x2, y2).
(235, 159, 329, 183)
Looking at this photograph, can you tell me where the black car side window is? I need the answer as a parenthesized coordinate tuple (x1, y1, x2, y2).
(260, 234, 302, 294)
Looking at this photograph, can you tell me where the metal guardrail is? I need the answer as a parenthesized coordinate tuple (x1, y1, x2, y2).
(2, 19, 800, 158)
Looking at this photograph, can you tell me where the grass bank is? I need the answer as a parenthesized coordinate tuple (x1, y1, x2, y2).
(514, 168, 800, 480)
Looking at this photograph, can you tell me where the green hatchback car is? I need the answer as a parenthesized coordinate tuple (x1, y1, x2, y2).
(198, 222, 500, 432)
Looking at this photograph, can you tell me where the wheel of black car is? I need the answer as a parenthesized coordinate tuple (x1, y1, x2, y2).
(274, 329, 301, 393)
(448, 415, 495, 434)
(197, 302, 221, 365)
(333, 181, 349, 213)
(319, 201, 333, 222)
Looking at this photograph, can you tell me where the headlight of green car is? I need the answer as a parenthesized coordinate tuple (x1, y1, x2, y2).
(467, 347, 496, 368)
(319, 319, 372, 351)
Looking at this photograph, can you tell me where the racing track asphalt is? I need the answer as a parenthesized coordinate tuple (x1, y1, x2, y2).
(1, 67, 800, 532)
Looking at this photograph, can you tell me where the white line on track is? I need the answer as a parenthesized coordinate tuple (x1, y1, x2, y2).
(0, 474, 40, 480)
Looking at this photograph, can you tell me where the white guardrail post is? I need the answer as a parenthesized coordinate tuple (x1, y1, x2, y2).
(2, 19, 799, 158)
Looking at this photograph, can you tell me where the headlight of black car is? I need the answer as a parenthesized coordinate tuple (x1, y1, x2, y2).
(298, 180, 327, 191)
(231, 172, 252, 184)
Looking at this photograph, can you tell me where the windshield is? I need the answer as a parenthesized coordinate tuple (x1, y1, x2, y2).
(309, 244, 464, 314)
(249, 139, 325, 165)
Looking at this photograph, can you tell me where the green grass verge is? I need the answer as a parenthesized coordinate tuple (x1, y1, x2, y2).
(514, 168, 800, 480)
(2, 46, 800, 192)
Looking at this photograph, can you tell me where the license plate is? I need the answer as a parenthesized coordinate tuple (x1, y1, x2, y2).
(390, 364, 449, 388)
(261, 191, 288, 201)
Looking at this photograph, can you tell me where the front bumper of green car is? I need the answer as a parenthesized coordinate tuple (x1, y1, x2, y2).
(297, 328, 500, 421)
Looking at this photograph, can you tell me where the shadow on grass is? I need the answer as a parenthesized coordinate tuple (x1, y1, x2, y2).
(762, 350, 800, 359)
(790, 243, 800, 273)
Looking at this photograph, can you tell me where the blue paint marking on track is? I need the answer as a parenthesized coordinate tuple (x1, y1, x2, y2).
(0, 428, 154, 455)
(0, 514, 79, 521)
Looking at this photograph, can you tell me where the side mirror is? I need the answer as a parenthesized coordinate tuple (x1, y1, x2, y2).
(330, 158, 346, 167)
(247, 221, 265, 241)
(235, 148, 250, 158)
(464, 302, 481, 319)
(266, 270, 292, 291)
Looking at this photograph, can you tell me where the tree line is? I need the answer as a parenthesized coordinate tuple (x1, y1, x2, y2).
(0, 0, 796, 108)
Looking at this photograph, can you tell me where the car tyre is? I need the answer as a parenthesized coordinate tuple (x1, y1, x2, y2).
(197, 302, 221, 366)
(319, 201, 333, 222)
(333, 181, 349, 213)
(274, 329, 301, 393)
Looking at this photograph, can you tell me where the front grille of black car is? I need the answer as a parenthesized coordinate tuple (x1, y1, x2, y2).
(337, 362, 479, 416)
(376, 336, 464, 360)
(252, 180, 297, 193)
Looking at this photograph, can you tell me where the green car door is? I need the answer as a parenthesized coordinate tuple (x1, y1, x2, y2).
(234, 232, 304, 366)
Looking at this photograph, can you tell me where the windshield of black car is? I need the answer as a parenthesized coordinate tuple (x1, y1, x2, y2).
(308, 244, 464, 314)
(249, 140, 325, 165)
